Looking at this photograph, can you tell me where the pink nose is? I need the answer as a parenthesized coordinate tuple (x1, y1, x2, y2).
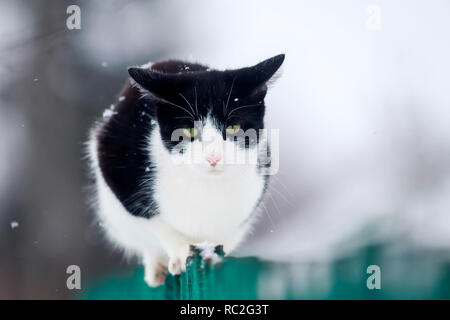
(206, 155, 221, 167)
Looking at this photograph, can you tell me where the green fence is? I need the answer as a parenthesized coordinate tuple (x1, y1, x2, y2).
(83, 244, 450, 300)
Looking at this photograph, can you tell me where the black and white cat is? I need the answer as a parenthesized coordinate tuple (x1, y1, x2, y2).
(87, 54, 284, 286)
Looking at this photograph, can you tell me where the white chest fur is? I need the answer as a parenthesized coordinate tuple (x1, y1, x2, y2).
(150, 128, 265, 243)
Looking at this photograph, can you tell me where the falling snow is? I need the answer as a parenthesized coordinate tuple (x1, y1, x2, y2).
(118, 96, 125, 102)
(103, 105, 117, 119)
(101, 61, 108, 67)
(10, 221, 19, 229)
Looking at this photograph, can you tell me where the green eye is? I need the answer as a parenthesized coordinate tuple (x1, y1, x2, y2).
(226, 124, 241, 135)
(182, 128, 199, 139)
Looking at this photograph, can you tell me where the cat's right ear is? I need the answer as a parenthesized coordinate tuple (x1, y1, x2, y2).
(128, 67, 188, 99)
(229, 54, 285, 97)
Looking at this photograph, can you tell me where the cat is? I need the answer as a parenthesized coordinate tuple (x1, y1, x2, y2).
(87, 54, 284, 286)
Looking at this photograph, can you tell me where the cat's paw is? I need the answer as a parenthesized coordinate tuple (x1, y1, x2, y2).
(143, 256, 168, 287)
(189, 241, 224, 265)
(168, 246, 191, 275)
(167, 242, 224, 275)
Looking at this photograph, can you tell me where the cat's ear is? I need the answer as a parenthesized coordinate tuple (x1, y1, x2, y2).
(128, 67, 189, 99)
(231, 54, 285, 96)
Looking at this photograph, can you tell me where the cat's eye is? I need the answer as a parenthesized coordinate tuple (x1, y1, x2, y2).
(182, 128, 199, 139)
(226, 124, 241, 135)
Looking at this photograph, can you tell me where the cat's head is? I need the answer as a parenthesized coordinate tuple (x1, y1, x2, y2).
(128, 54, 284, 176)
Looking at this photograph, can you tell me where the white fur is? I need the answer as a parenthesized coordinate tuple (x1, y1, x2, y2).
(152, 120, 264, 245)
(88, 116, 265, 285)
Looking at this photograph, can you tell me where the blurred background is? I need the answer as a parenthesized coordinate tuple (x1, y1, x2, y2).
(1, 0, 450, 299)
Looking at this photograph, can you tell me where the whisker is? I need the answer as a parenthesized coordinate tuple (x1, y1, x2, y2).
(271, 174, 295, 198)
(266, 190, 282, 217)
(226, 104, 260, 120)
(194, 86, 199, 117)
(259, 201, 276, 230)
(224, 76, 236, 116)
(267, 183, 294, 208)
(179, 93, 196, 118)
(163, 100, 194, 119)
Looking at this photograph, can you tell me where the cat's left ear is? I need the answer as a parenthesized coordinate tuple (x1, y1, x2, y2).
(231, 54, 285, 96)
(127, 67, 190, 100)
